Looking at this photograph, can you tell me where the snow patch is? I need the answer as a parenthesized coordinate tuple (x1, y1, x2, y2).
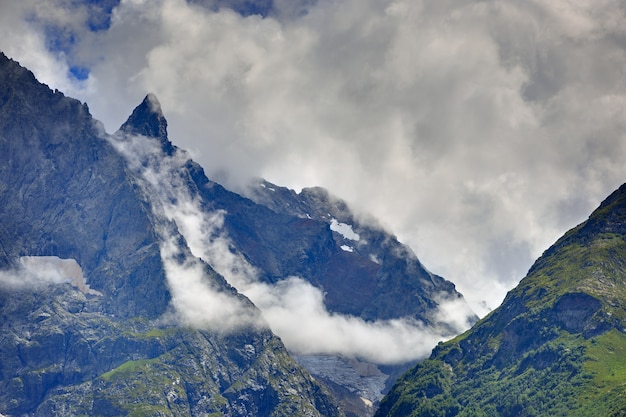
(330, 218, 360, 241)
(294, 355, 387, 404)
(361, 397, 373, 407)
(340, 245, 354, 252)
(259, 183, 275, 191)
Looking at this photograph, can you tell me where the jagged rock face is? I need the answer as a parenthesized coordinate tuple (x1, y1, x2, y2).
(0, 53, 169, 319)
(237, 180, 471, 324)
(112, 95, 475, 414)
(0, 286, 340, 417)
(0, 52, 342, 417)
(376, 184, 626, 417)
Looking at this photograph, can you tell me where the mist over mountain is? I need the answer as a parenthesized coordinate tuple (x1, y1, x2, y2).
(0, 51, 476, 416)
(376, 183, 626, 416)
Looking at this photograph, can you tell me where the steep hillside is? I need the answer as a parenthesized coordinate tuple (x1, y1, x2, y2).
(0, 52, 342, 417)
(376, 184, 626, 416)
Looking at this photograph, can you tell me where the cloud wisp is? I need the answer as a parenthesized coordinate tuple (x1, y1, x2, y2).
(244, 277, 473, 364)
(2, 0, 626, 316)
(0, 256, 101, 295)
(109, 131, 262, 331)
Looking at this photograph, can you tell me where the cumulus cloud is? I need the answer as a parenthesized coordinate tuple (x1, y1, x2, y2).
(0, 0, 105, 96)
(2, 0, 626, 317)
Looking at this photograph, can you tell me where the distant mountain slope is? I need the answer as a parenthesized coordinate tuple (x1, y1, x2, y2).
(245, 180, 467, 324)
(375, 183, 626, 416)
(0, 52, 342, 417)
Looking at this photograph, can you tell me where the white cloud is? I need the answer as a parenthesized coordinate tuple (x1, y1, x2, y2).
(109, 132, 262, 331)
(157, 230, 261, 330)
(243, 277, 469, 364)
(2, 0, 626, 317)
(0, 256, 100, 295)
(0, 0, 97, 97)
(0, 257, 68, 288)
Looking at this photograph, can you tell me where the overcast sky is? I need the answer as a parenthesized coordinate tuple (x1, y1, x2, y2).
(1, 0, 625, 316)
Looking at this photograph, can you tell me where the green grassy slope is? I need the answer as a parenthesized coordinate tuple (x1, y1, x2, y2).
(376, 184, 626, 417)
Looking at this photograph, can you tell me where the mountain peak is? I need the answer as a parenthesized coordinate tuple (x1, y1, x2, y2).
(144, 92, 163, 116)
(121, 93, 167, 137)
(119, 93, 174, 155)
(577, 182, 626, 236)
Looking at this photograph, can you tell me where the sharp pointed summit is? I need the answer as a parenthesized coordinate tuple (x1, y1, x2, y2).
(119, 93, 174, 155)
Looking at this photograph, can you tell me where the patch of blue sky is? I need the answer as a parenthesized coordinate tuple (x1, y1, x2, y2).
(69, 66, 90, 81)
(191, 0, 274, 18)
(216, 0, 317, 18)
(43, 25, 76, 56)
(84, 0, 119, 31)
(46, 28, 92, 80)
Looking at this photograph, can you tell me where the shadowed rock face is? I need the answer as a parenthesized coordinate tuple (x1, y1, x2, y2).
(552, 292, 602, 333)
(0, 52, 342, 417)
(244, 181, 471, 324)
(0, 53, 169, 319)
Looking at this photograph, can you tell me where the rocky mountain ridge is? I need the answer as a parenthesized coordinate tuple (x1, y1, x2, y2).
(0, 51, 476, 416)
(245, 179, 467, 324)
